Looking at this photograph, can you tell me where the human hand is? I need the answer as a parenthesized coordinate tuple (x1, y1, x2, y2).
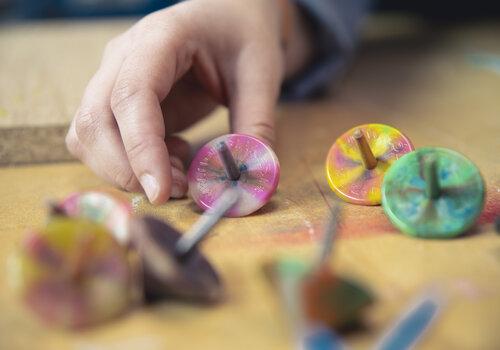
(66, 0, 313, 204)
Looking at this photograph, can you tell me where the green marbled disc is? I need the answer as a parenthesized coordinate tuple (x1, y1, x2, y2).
(382, 147, 485, 238)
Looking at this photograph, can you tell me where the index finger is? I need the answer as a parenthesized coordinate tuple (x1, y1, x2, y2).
(110, 31, 190, 204)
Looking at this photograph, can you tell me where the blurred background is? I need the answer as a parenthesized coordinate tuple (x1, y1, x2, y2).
(1, 0, 500, 21)
(0, 0, 176, 19)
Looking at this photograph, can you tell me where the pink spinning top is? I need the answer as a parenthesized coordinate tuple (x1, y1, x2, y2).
(188, 134, 280, 217)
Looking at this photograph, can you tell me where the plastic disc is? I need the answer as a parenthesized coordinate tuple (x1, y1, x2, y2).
(14, 218, 134, 328)
(188, 134, 280, 217)
(56, 191, 133, 245)
(326, 124, 414, 205)
(130, 216, 223, 303)
(382, 147, 485, 238)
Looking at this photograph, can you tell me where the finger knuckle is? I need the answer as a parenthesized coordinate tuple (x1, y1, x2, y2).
(125, 136, 165, 166)
(74, 109, 101, 144)
(110, 80, 141, 113)
(104, 37, 120, 54)
(132, 7, 187, 44)
(114, 167, 138, 192)
(132, 14, 163, 41)
(125, 137, 154, 162)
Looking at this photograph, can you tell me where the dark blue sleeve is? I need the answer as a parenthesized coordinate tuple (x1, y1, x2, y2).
(2, 0, 179, 19)
(282, 0, 371, 100)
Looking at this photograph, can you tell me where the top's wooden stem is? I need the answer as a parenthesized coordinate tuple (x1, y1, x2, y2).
(175, 188, 239, 257)
(423, 156, 440, 199)
(217, 141, 241, 181)
(353, 129, 378, 169)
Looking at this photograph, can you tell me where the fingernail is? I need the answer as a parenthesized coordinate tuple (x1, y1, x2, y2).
(140, 174, 159, 203)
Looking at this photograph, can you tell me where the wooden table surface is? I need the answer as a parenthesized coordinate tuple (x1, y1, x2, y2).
(1, 16, 500, 350)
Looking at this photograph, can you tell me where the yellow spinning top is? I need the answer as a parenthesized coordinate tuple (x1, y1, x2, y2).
(325, 123, 414, 205)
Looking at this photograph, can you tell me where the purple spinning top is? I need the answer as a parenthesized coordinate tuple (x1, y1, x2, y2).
(188, 134, 280, 217)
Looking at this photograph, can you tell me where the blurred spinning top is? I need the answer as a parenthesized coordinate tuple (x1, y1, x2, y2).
(264, 205, 373, 332)
(302, 266, 374, 330)
(301, 206, 373, 329)
(382, 147, 485, 238)
(325, 124, 414, 205)
(50, 191, 133, 245)
(188, 134, 280, 217)
(131, 188, 239, 302)
(12, 218, 137, 329)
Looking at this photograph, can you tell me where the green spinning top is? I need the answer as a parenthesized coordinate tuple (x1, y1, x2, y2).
(382, 147, 485, 238)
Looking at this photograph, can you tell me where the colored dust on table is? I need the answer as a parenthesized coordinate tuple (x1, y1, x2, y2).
(228, 187, 500, 248)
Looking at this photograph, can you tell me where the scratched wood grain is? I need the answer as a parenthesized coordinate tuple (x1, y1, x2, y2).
(1, 16, 500, 350)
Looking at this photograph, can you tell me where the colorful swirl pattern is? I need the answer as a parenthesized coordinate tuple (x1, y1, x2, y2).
(59, 191, 133, 244)
(382, 147, 485, 238)
(188, 134, 280, 217)
(325, 124, 414, 205)
(14, 218, 134, 328)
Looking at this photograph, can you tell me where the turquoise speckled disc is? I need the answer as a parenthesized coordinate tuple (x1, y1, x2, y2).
(382, 147, 485, 238)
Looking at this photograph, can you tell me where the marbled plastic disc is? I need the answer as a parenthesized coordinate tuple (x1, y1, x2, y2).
(57, 191, 132, 245)
(325, 124, 414, 205)
(188, 134, 280, 217)
(382, 147, 485, 238)
(14, 218, 134, 328)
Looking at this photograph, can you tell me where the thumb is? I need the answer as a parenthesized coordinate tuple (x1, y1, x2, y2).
(228, 44, 283, 146)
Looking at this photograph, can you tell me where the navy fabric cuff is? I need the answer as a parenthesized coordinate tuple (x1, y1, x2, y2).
(281, 0, 370, 100)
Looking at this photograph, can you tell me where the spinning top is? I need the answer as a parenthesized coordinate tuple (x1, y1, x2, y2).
(188, 134, 280, 217)
(264, 205, 373, 332)
(263, 258, 347, 350)
(382, 147, 485, 238)
(51, 191, 133, 245)
(325, 124, 414, 205)
(13, 218, 137, 329)
(302, 267, 374, 330)
(131, 188, 239, 302)
(301, 206, 373, 329)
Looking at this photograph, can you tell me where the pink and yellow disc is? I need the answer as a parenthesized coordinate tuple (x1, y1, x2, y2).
(188, 134, 280, 217)
(325, 124, 414, 205)
(56, 191, 133, 245)
(13, 218, 136, 328)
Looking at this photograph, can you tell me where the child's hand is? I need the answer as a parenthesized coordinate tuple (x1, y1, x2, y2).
(66, 0, 312, 204)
